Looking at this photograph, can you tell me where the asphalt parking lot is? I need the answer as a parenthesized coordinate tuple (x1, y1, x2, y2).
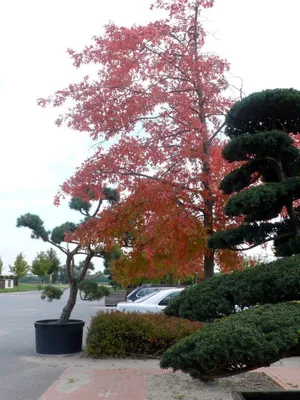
(0, 290, 106, 400)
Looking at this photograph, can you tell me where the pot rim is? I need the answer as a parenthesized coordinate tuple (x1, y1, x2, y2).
(34, 319, 85, 326)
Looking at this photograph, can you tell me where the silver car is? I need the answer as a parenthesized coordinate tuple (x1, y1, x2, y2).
(117, 288, 184, 313)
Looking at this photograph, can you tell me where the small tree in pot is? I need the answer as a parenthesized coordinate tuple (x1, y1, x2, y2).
(16, 188, 117, 354)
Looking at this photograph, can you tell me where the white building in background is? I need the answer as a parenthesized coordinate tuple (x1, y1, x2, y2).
(0, 278, 14, 289)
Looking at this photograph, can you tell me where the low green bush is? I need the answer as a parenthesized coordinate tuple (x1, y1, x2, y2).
(86, 311, 203, 358)
(39, 281, 109, 302)
(165, 255, 300, 321)
(161, 302, 300, 380)
(78, 280, 110, 301)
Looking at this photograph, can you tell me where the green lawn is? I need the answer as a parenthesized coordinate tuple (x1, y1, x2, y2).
(0, 283, 39, 293)
(0, 283, 68, 293)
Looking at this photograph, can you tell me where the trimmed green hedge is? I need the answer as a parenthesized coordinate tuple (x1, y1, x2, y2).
(165, 255, 300, 321)
(86, 311, 203, 358)
(161, 302, 300, 381)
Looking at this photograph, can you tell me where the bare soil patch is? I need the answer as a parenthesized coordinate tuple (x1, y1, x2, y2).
(146, 371, 281, 400)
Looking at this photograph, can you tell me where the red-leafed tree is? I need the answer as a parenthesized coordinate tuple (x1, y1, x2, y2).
(39, 0, 243, 282)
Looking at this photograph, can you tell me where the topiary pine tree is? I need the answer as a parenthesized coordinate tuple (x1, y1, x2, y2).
(17, 188, 118, 323)
(209, 88, 300, 255)
(162, 89, 300, 380)
(102, 245, 123, 287)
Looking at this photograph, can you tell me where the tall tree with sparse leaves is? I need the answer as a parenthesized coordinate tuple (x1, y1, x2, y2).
(209, 88, 300, 255)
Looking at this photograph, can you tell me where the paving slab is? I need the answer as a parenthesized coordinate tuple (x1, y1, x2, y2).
(39, 358, 300, 400)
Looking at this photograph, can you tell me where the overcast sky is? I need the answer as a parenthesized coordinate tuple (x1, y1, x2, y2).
(0, 0, 298, 272)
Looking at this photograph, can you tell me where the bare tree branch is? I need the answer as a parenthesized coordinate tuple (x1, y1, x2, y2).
(208, 121, 226, 143)
(228, 233, 293, 251)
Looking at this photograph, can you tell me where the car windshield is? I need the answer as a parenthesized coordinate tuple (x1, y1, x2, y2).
(134, 292, 158, 303)
(127, 289, 139, 299)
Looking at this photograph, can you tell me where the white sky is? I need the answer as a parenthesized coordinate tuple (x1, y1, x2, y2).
(0, 0, 298, 272)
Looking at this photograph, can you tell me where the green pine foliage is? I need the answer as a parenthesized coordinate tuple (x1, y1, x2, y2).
(225, 88, 300, 138)
(16, 214, 49, 241)
(17, 189, 118, 309)
(69, 198, 92, 214)
(161, 302, 300, 380)
(40, 285, 63, 301)
(164, 255, 300, 321)
(102, 245, 123, 286)
(209, 88, 300, 256)
(161, 89, 300, 381)
(50, 222, 78, 244)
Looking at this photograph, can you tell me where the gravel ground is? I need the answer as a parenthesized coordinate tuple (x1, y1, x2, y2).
(146, 372, 281, 400)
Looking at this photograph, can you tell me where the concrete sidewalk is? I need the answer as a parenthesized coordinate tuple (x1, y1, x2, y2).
(40, 367, 166, 400)
(37, 357, 300, 399)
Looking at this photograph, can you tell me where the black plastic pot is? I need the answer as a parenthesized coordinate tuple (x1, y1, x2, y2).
(233, 392, 300, 400)
(34, 319, 85, 355)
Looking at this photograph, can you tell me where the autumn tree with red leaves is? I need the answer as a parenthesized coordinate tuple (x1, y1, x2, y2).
(39, 0, 243, 283)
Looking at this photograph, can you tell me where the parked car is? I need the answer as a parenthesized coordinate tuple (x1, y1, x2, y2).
(126, 284, 185, 302)
(116, 288, 184, 313)
(105, 290, 127, 307)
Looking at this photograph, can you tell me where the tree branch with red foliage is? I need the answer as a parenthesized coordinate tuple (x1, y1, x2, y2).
(40, 0, 244, 282)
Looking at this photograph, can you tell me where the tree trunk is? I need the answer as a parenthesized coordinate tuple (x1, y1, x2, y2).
(78, 252, 94, 282)
(204, 250, 214, 280)
(193, 5, 216, 280)
(202, 138, 215, 280)
(57, 283, 78, 324)
(203, 195, 215, 279)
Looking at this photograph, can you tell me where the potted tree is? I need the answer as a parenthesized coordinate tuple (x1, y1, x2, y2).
(233, 392, 300, 400)
(17, 188, 117, 354)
